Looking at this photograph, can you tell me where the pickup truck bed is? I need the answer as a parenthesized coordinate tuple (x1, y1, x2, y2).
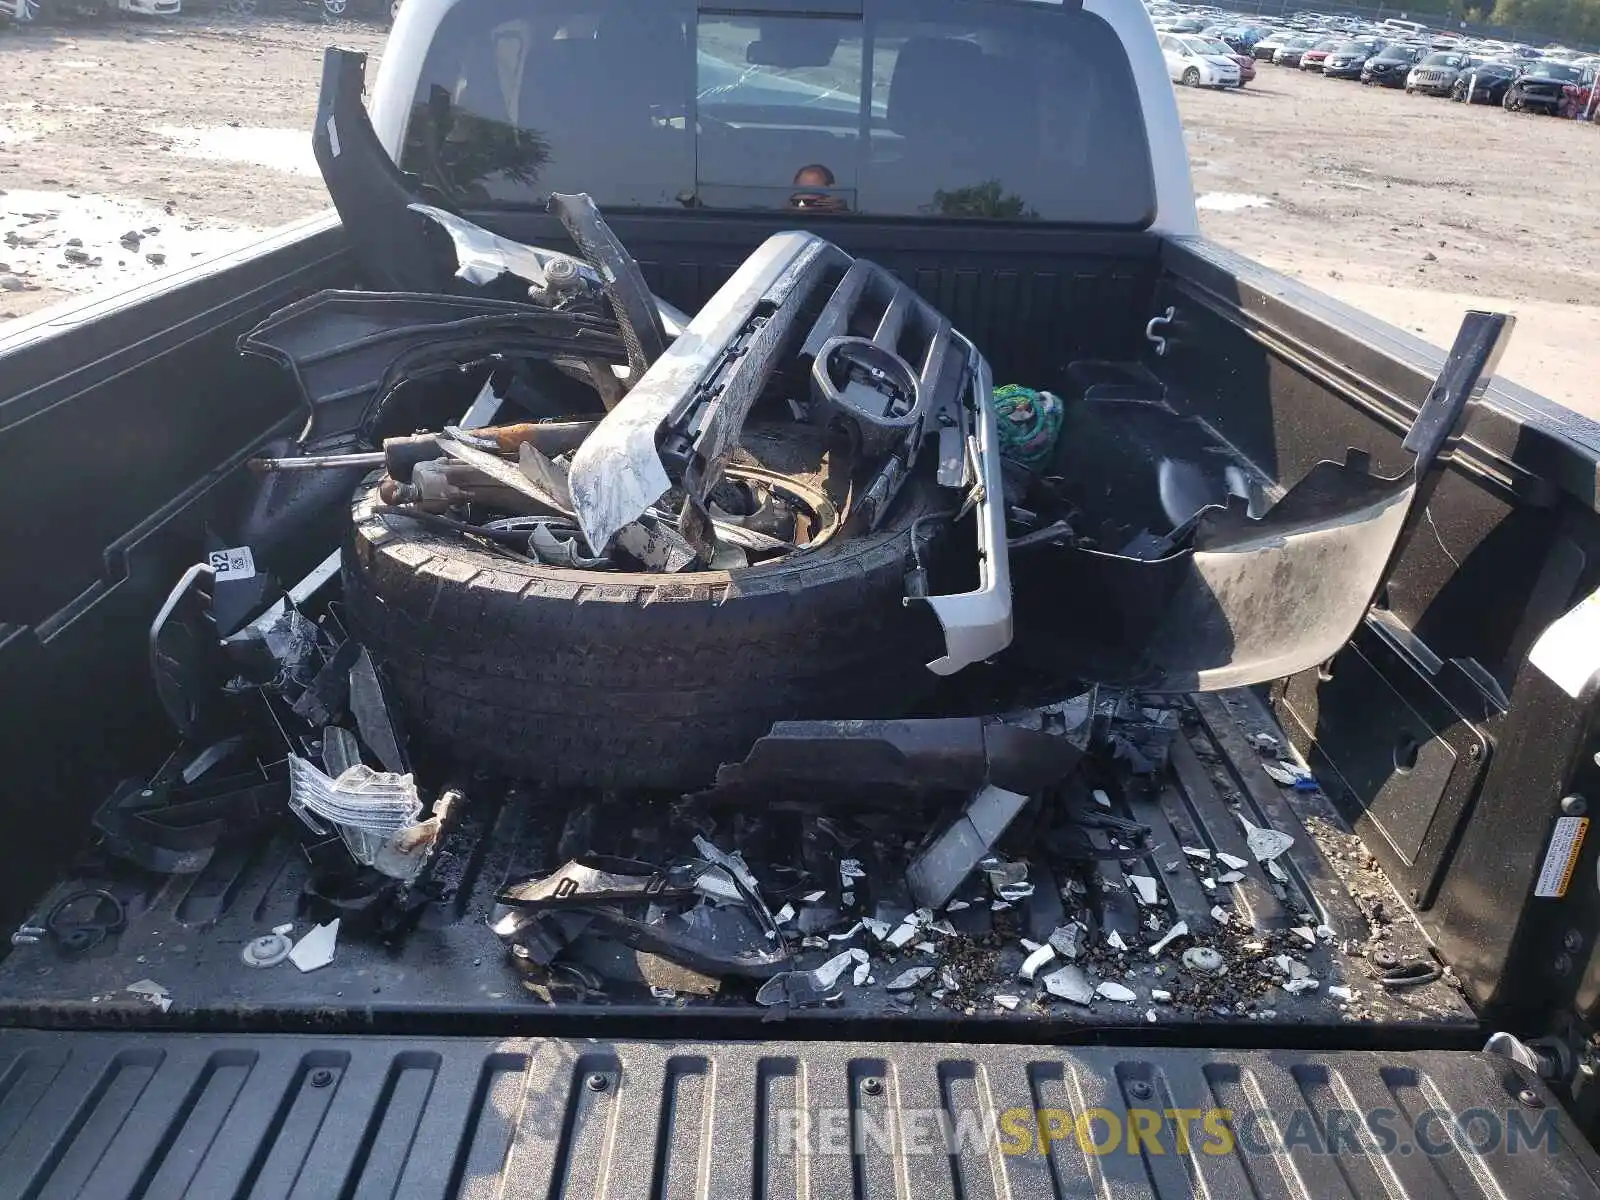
(0, 690, 1471, 1040)
(0, 1029, 1593, 1199)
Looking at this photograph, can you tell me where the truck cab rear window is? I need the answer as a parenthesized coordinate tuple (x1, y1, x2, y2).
(400, 0, 1156, 225)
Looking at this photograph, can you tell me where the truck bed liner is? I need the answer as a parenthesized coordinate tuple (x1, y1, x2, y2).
(0, 1028, 1592, 1200)
(0, 691, 1473, 1037)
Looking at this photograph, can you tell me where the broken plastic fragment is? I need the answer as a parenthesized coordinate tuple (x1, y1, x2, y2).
(862, 917, 892, 941)
(1148, 921, 1189, 956)
(1151, 988, 1173, 1003)
(1092, 789, 1112, 808)
(693, 836, 762, 897)
(348, 648, 408, 774)
(906, 784, 1031, 910)
(1210, 906, 1231, 926)
(840, 859, 866, 885)
(1182, 847, 1212, 861)
(827, 920, 866, 942)
(288, 919, 340, 972)
(914, 940, 938, 955)
(1239, 817, 1294, 863)
(800, 890, 826, 903)
(1316, 924, 1335, 941)
(1216, 852, 1249, 871)
(775, 904, 796, 925)
(1262, 760, 1316, 790)
(1216, 871, 1244, 885)
(757, 948, 865, 1006)
(1248, 732, 1280, 753)
(885, 966, 934, 991)
(1020, 943, 1056, 981)
(940, 966, 959, 991)
(996, 882, 1035, 902)
(1283, 978, 1320, 995)
(272, 922, 294, 937)
(854, 958, 872, 986)
(816, 950, 868, 991)
(287, 756, 423, 870)
(1127, 875, 1160, 906)
(1096, 981, 1137, 1003)
(1267, 860, 1289, 883)
(1291, 926, 1317, 946)
(651, 986, 678, 1000)
(1107, 930, 1128, 951)
(995, 994, 1022, 1011)
(1146, 1009, 1158, 1023)
(946, 899, 971, 912)
(1042, 965, 1095, 1005)
(1328, 985, 1354, 1001)
(125, 979, 172, 1012)
(1048, 923, 1084, 959)
(1272, 954, 1311, 980)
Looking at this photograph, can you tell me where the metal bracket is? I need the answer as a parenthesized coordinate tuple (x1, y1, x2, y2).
(1145, 306, 1176, 357)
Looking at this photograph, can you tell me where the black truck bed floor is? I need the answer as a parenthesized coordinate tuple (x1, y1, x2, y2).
(0, 1029, 1592, 1200)
(0, 691, 1473, 1039)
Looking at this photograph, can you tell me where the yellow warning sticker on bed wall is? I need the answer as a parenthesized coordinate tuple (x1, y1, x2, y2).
(1535, 816, 1589, 898)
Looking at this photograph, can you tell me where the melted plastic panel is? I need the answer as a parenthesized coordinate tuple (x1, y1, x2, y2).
(0, 1029, 1591, 1200)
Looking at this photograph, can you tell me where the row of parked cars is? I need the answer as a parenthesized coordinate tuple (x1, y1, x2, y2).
(1, 0, 394, 25)
(1152, 3, 1600, 119)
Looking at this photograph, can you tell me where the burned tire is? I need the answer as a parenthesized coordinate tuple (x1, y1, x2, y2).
(342, 477, 947, 789)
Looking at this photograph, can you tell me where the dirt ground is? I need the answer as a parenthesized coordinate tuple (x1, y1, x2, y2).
(1, 19, 1596, 414)
(1177, 65, 1600, 416)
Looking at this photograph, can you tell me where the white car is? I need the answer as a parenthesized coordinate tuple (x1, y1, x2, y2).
(0, 0, 178, 20)
(1159, 34, 1243, 87)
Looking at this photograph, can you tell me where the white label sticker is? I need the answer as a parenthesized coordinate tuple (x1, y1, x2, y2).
(1530, 587, 1600, 699)
(208, 546, 257, 581)
(1535, 816, 1589, 898)
(326, 115, 341, 159)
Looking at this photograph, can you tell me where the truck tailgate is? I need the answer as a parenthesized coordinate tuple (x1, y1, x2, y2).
(0, 1029, 1593, 1199)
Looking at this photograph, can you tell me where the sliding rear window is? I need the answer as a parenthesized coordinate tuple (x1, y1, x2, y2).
(400, 0, 1156, 225)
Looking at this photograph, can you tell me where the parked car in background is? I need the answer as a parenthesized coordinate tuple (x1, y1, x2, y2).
(1361, 43, 1424, 86)
(1407, 50, 1470, 95)
(1274, 34, 1321, 67)
(1252, 28, 1296, 59)
(1160, 33, 1243, 87)
(1323, 38, 1386, 78)
(1299, 37, 1344, 71)
(1451, 60, 1522, 104)
(1505, 59, 1586, 112)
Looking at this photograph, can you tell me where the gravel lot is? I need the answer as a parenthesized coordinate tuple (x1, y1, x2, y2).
(1, 19, 1595, 413)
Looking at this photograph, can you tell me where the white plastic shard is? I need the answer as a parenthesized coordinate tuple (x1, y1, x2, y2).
(886, 966, 934, 991)
(289, 919, 340, 972)
(1096, 981, 1137, 1003)
(1148, 921, 1189, 956)
(1042, 965, 1095, 1005)
(1020, 943, 1056, 981)
(1127, 875, 1160, 906)
(1239, 816, 1294, 863)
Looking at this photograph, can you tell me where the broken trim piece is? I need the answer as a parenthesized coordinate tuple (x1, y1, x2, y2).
(565, 232, 838, 554)
(915, 344, 1013, 675)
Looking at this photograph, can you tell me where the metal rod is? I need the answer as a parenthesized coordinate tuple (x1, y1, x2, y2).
(249, 452, 387, 473)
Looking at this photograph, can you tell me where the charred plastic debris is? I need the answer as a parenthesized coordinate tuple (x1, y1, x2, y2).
(5, 48, 1506, 1024)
